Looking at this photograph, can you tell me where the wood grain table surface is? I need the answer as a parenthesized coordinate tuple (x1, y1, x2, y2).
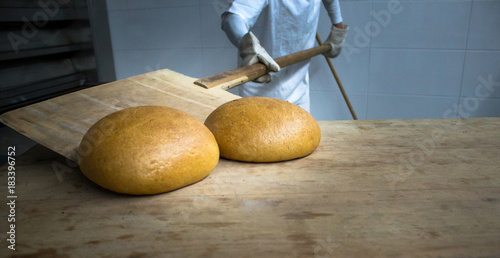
(1, 117, 499, 257)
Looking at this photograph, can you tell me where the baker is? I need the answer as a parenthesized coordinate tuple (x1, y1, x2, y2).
(221, 0, 348, 112)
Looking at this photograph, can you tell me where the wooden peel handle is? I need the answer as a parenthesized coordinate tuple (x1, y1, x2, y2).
(194, 44, 332, 90)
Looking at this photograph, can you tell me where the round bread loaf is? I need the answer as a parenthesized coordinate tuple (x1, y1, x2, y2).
(77, 106, 219, 195)
(204, 97, 321, 162)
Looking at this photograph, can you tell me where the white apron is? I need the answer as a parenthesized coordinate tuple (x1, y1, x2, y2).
(227, 0, 322, 112)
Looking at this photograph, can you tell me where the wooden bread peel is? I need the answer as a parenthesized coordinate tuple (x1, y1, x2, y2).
(0, 44, 333, 162)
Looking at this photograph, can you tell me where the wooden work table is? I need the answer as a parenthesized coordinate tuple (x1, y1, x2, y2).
(1, 117, 499, 257)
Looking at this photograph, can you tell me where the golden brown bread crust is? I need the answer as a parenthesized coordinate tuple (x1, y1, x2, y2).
(77, 106, 219, 195)
(204, 97, 321, 162)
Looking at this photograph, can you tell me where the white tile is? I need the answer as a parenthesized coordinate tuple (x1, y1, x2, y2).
(340, 1, 373, 50)
(200, 4, 234, 48)
(113, 49, 203, 80)
(128, 7, 202, 49)
(201, 47, 238, 77)
(317, 1, 373, 76)
(366, 94, 459, 120)
(113, 50, 139, 79)
(370, 2, 471, 49)
(467, 1, 500, 50)
(461, 51, 500, 98)
(127, 0, 199, 9)
(457, 97, 500, 118)
(318, 0, 373, 70)
(200, 0, 233, 22)
(369, 49, 464, 96)
(107, 11, 129, 50)
(309, 46, 370, 93)
(310, 91, 367, 121)
(106, 0, 128, 11)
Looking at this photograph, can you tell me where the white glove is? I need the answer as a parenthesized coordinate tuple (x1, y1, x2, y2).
(239, 31, 280, 83)
(323, 24, 348, 58)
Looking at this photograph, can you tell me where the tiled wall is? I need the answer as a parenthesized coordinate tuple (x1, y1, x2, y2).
(106, 0, 500, 121)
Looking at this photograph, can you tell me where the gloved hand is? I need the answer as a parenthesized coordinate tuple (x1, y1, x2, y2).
(323, 24, 348, 58)
(239, 31, 280, 83)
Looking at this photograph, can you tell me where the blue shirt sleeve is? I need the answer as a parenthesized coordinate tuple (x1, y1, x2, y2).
(221, 0, 268, 47)
(322, 0, 343, 24)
